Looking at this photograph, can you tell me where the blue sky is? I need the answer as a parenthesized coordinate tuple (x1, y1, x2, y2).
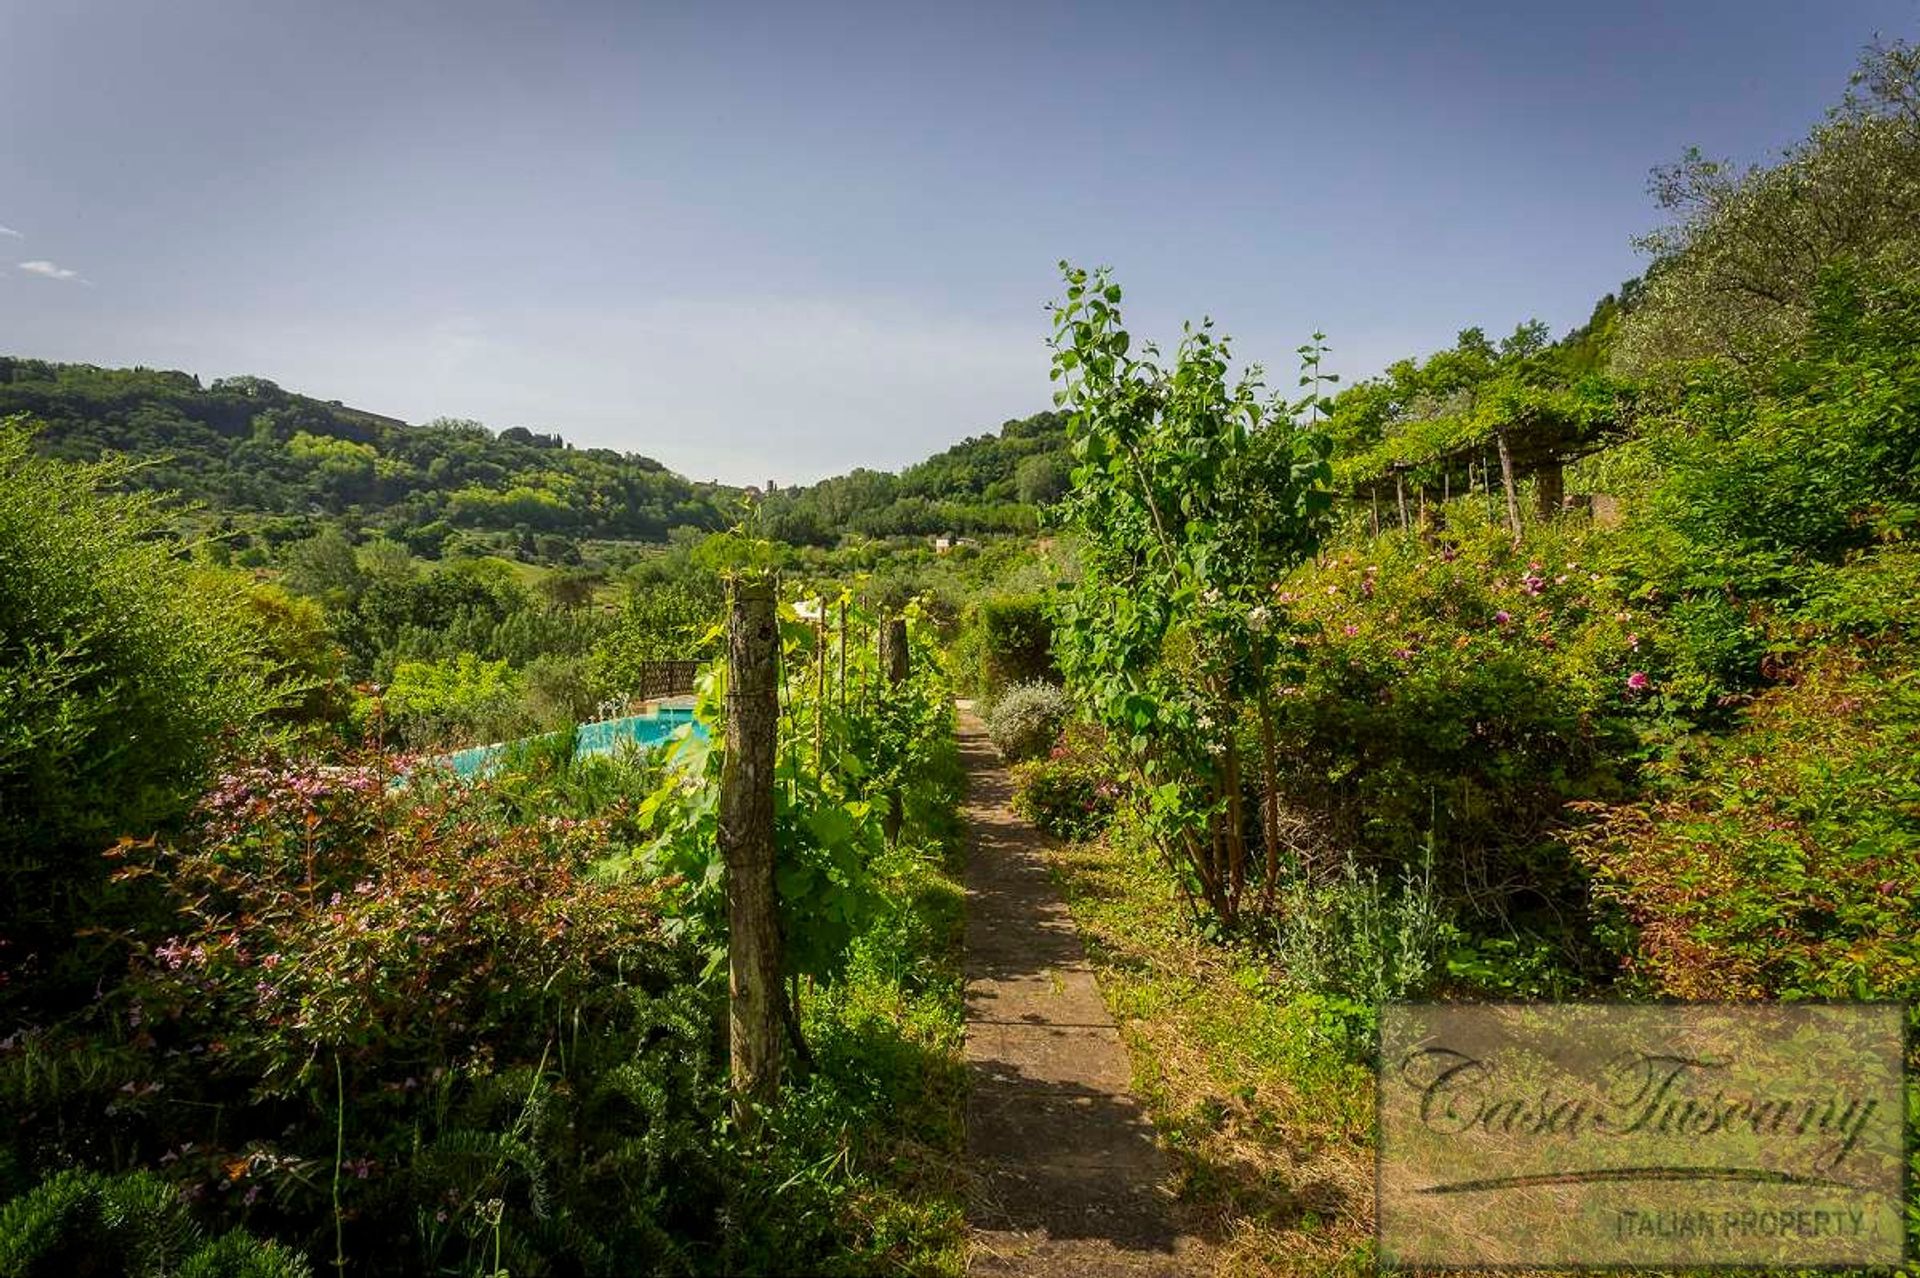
(1, 1, 1912, 484)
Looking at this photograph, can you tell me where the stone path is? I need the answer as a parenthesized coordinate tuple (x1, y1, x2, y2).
(958, 707, 1212, 1277)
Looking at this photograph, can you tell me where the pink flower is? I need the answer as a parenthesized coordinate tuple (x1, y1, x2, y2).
(1343, 624, 1360, 638)
(1521, 574, 1546, 596)
(1625, 671, 1651, 695)
(1494, 610, 1512, 626)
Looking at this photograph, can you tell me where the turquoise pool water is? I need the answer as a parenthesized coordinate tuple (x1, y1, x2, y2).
(436, 708, 704, 780)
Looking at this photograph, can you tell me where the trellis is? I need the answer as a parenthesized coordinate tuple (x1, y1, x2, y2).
(634, 660, 700, 703)
(1352, 407, 1625, 539)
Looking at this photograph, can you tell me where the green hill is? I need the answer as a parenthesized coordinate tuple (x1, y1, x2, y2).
(0, 357, 736, 553)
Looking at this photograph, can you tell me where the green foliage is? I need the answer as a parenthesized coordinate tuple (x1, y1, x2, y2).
(1570, 643, 1920, 1003)
(753, 413, 1069, 547)
(1253, 257, 1920, 1003)
(0, 1169, 310, 1277)
(589, 576, 723, 699)
(973, 595, 1056, 699)
(984, 681, 1068, 763)
(1009, 726, 1118, 841)
(631, 594, 953, 988)
(280, 525, 365, 609)
(0, 361, 734, 542)
(1333, 371, 1628, 491)
(382, 652, 522, 748)
(0, 423, 284, 1010)
(240, 582, 353, 731)
(1623, 261, 1920, 615)
(1046, 263, 1333, 922)
(518, 652, 600, 730)
(1268, 514, 1640, 880)
(1269, 852, 1452, 1055)
(1616, 39, 1920, 372)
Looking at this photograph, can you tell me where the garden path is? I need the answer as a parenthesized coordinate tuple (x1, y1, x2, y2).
(958, 706, 1214, 1277)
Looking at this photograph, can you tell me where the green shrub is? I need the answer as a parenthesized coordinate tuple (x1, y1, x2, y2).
(0, 423, 282, 1011)
(1009, 726, 1118, 840)
(976, 596, 1055, 700)
(4, 753, 728, 1276)
(519, 651, 600, 729)
(947, 621, 989, 701)
(985, 681, 1067, 762)
(1569, 643, 1920, 1003)
(381, 651, 522, 747)
(0, 1169, 310, 1277)
(1271, 852, 1452, 1054)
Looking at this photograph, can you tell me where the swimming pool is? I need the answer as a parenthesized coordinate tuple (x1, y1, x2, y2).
(436, 708, 704, 780)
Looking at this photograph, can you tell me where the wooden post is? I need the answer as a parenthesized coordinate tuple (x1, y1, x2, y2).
(1495, 430, 1522, 540)
(836, 596, 847, 722)
(1535, 459, 1565, 521)
(812, 596, 826, 773)
(720, 576, 782, 1131)
(1370, 488, 1381, 536)
(1395, 470, 1409, 529)
(879, 614, 909, 846)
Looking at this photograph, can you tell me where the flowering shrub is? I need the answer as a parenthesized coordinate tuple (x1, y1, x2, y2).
(985, 680, 1069, 762)
(1569, 645, 1920, 1002)
(1267, 509, 1646, 909)
(3, 593, 974, 1275)
(5, 749, 733, 1276)
(130, 756, 681, 1096)
(1010, 727, 1119, 841)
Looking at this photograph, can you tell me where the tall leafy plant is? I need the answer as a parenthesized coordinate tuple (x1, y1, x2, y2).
(1046, 264, 1334, 923)
(0, 422, 284, 1010)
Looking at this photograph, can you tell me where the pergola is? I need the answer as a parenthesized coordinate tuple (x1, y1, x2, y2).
(1341, 382, 1630, 538)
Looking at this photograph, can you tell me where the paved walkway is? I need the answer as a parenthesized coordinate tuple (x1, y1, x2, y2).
(958, 708, 1212, 1277)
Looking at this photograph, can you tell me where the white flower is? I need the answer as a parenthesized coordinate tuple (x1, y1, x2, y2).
(1247, 605, 1271, 633)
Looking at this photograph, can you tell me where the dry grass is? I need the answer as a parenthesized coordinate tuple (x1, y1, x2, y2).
(1039, 834, 1376, 1277)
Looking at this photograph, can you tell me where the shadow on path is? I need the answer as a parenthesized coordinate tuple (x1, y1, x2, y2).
(959, 708, 1214, 1277)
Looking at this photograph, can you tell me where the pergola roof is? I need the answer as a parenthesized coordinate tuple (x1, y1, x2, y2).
(1339, 377, 1632, 499)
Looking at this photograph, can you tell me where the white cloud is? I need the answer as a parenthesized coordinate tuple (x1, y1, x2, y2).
(0, 225, 22, 239)
(18, 259, 84, 282)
